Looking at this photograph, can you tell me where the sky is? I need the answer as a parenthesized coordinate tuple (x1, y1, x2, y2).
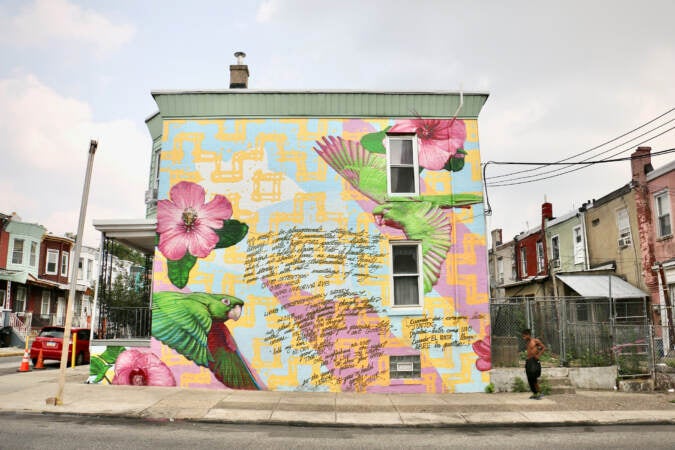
(1, 0, 674, 247)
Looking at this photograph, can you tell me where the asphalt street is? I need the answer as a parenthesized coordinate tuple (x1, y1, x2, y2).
(1, 413, 674, 450)
(0, 356, 62, 376)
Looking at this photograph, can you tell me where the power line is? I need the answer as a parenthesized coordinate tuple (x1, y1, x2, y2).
(487, 107, 675, 180)
(487, 120, 675, 184)
(482, 146, 675, 215)
(487, 135, 675, 188)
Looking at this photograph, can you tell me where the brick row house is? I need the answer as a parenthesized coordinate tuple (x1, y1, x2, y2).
(488, 146, 674, 355)
(0, 213, 106, 344)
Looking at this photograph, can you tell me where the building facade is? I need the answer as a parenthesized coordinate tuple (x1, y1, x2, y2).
(90, 62, 492, 393)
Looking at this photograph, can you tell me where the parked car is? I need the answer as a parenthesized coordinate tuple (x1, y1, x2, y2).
(30, 327, 91, 366)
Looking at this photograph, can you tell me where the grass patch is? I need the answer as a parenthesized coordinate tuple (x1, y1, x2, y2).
(484, 382, 495, 393)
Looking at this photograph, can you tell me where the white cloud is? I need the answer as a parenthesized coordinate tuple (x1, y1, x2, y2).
(0, 0, 135, 54)
(0, 74, 149, 246)
(256, 0, 281, 23)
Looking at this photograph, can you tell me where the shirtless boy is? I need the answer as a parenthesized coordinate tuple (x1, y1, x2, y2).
(521, 329, 546, 399)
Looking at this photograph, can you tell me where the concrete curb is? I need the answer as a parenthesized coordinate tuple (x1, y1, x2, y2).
(1, 409, 674, 429)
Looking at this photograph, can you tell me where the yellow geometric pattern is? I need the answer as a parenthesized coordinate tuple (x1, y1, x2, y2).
(152, 116, 488, 393)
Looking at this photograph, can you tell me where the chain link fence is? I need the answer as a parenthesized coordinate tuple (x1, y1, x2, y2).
(489, 296, 670, 378)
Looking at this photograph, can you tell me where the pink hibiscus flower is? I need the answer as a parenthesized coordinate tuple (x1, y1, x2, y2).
(389, 118, 466, 170)
(112, 349, 176, 386)
(472, 330, 492, 372)
(157, 181, 232, 260)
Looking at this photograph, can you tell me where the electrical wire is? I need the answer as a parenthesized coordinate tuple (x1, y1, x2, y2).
(487, 107, 675, 180)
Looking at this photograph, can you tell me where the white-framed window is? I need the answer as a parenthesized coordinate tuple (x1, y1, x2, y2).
(497, 257, 504, 284)
(60, 251, 69, 277)
(29, 241, 38, 267)
(41, 290, 51, 316)
(655, 191, 672, 238)
(389, 355, 421, 379)
(536, 241, 544, 273)
(78, 257, 84, 280)
(520, 247, 527, 277)
(616, 207, 632, 247)
(86, 258, 93, 281)
(11, 238, 24, 264)
(386, 134, 419, 196)
(551, 235, 560, 265)
(391, 242, 423, 306)
(46, 249, 59, 275)
(573, 226, 584, 265)
(15, 286, 26, 313)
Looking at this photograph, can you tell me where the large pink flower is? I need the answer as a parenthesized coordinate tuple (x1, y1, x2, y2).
(472, 329, 492, 372)
(157, 181, 232, 260)
(389, 118, 466, 170)
(112, 349, 176, 386)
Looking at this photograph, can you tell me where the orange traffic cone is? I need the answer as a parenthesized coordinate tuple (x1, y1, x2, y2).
(17, 349, 31, 372)
(34, 349, 45, 370)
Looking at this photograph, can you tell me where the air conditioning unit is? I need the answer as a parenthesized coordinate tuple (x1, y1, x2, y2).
(618, 237, 631, 247)
(145, 188, 158, 204)
(551, 259, 561, 269)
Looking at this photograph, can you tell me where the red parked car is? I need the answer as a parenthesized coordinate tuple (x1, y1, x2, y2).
(30, 327, 91, 366)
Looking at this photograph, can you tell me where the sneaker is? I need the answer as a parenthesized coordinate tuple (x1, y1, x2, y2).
(529, 394, 537, 399)
(533, 394, 543, 400)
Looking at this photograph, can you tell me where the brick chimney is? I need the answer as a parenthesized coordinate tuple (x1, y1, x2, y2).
(630, 146, 652, 185)
(230, 51, 249, 89)
(491, 229, 503, 250)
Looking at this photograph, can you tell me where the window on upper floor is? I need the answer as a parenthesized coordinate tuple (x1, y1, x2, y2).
(520, 247, 527, 277)
(386, 134, 419, 196)
(11, 238, 24, 265)
(391, 242, 423, 307)
(616, 207, 632, 247)
(551, 235, 560, 267)
(573, 226, 584, 265)
(497, 258, 504, 284)
(78, 257, 84, 280)
(60, 251, 69, 277)
(655, 191, 672, 238)
(29, 241, 38, 267)
(536, 241, 544, 273)
(46, 249, 59, 275)
(86, 259, 93, 281)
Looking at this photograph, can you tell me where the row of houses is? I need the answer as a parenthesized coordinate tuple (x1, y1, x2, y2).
(0, 212, 139, 344)
(488, 147, 674, 350)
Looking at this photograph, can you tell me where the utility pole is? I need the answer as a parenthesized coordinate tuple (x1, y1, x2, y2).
(47, 140, 97, 406)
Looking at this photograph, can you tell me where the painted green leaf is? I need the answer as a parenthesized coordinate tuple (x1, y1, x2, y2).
(99, 346, 126, 364)
(360, 126, 391, 154)
(445, 149, 468, 172)
(90, 355, 111, 383)
(167, 253, 197, 289)
(214, 219, 249, 249)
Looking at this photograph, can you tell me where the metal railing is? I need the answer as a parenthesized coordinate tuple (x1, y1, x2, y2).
(97, 307, 151, 339)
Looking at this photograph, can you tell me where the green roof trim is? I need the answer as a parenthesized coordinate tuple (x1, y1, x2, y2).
(145, 112, 162, 141)
(149, 90, 489, 121)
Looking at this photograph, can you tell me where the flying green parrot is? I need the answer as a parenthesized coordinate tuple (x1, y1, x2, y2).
(314, 135, 483, 293)
(152, 291, 261, 390)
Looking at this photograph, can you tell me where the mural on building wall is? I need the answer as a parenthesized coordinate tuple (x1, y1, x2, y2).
(142, 116, 490, 392)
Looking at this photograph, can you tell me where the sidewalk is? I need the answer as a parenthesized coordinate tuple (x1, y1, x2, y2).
(0, 346, 25, 357)
(1, 365, 674, 428)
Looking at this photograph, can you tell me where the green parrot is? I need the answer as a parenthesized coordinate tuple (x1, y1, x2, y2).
(314, 135, 483, 293)
(152, 291, 260, 390)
